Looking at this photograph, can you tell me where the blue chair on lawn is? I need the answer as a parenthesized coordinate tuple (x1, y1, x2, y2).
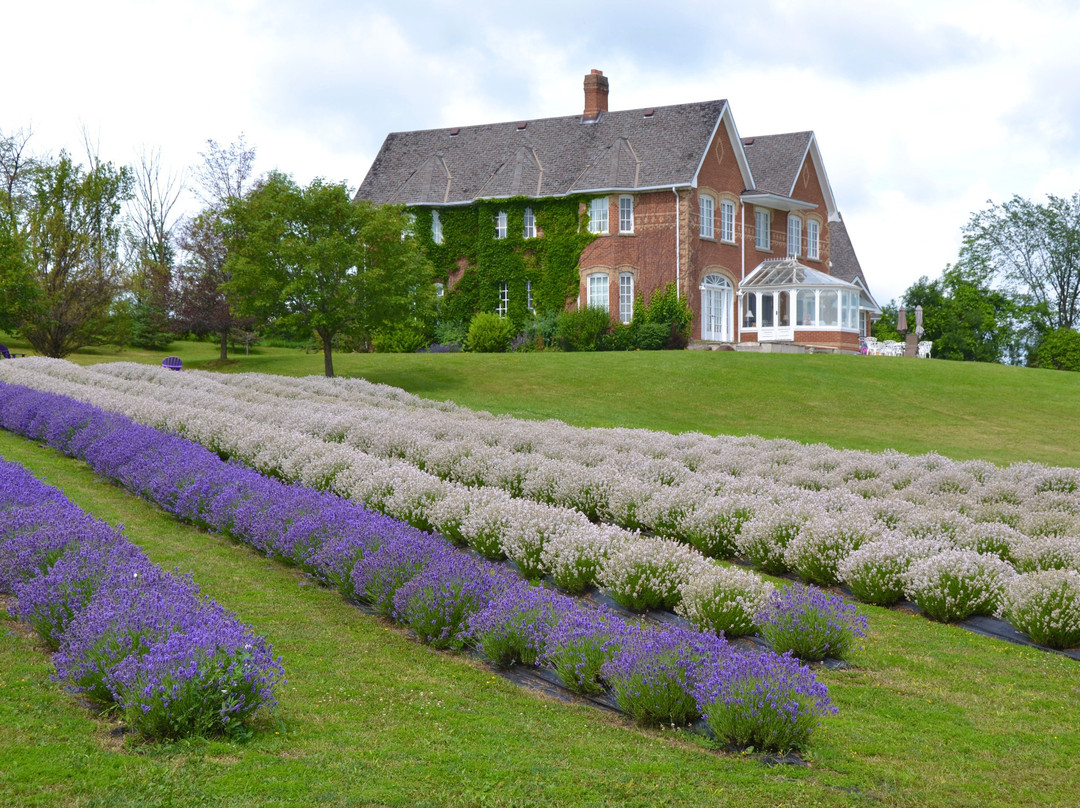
(0, 344, 26, 359)
(162, 356, 182, 371)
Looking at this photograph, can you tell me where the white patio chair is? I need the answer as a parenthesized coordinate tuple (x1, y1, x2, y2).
(917, 340, 932, 359)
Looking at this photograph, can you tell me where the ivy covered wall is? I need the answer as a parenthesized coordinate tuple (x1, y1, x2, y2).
(409, 197, 595, 329)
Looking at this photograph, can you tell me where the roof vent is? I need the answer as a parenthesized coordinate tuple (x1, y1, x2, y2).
(517, 121, 527, 130)
(449, 127, 460, 137)
(643, 109, 655, 118)
(743, 137, 755, 146)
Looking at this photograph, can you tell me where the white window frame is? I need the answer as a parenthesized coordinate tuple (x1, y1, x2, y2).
(788, 215, 802, 257)
(495, 210, 508, 239)
(755, 209, 770, 250)
(523, 207, 536, 239)
(807, 218, 820, 260)
(588, 197, 609, 235)
(619, 272, 634, 324)
(587, 273, 609, 311)
(526, 280, 535, 314)
(431, 210, 443, 244)
(700, 194, 715, 239)
(619, 195, 634, 234)
(719, 199, 735, 243)
(497, 282, 509, 316)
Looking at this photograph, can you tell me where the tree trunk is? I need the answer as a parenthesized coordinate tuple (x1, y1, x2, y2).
(321, 331, 334, 377)
(219, 329, 228, 361)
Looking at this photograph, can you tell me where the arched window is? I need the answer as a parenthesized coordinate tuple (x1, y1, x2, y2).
(701, 274, 733, 341)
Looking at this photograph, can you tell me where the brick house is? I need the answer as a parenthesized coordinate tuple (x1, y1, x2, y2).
(356, 70, 880, 351)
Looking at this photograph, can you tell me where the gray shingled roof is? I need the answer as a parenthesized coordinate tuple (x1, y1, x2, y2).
(356, 101, 728, 205)
(828, 214, 878, 310)
(741, 132, 812, 197)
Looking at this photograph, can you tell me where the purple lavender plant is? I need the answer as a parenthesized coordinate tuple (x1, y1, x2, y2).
(601, 625, 731, 727)
(466, 580, 574, 667)
(693, 648, 836, 752)
(540, 605, 636, 696)
(756, 583, 868, 662)
(350, 532, 450, 615)
(391, 551, 506, 649)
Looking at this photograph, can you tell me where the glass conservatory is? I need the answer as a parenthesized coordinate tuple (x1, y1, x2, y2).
(739, 258, 862, 342)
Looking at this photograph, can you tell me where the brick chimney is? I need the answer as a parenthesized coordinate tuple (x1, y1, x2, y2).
(583, 69, 609, 119)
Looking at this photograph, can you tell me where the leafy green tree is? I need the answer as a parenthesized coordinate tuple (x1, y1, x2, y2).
(962, 193, 1080, 332)
(224, 172, 433, 376)
(2, 143, 132, 357)
(0, 129, 37, 333)
(1033, 328, 1080, 371)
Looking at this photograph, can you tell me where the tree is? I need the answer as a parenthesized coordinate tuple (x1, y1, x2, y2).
(877, 262, 1029, 363)
(0, 129, 37, 332)
(172, 136, 256, 359)
(962, 193, 1080, 332)
(125, 148, 183, 350)
(224, 172, 433, 377)
(3, 144, 131, 357)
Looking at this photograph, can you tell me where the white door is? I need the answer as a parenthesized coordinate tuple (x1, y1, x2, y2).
(701, 274, 733, 341)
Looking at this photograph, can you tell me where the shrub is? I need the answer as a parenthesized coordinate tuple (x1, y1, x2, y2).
(1034, 328, 1080, 371)
(757, 584, 867, 662)
(598, 537, 705, 612)
(391, 553, 501, 650)
(598, 322, 636, 351)
(541, 524, 630, 594)
(783, 511, 876, 586)
(468, 582, 571, 667)
(464, 312, 516, 353)
(635, 282, 693, 348)
(838, 537, 948, 606)
(541, 607, 636, 695)
(1011, 535, 1080, 573)
(735, 502, 816, 574)
(554, 306, 611, 351)
(371, 318, 433, 353)
(602, 626, 728, 727)
(999, 569, 1080, 648)
(902, 550, 1014, 622)
(693, 648, 836, 753)
(676, 564, 774, 638)
(635, 322, 669, 351)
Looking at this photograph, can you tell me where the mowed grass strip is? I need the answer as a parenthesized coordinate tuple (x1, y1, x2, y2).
(2, 430, 1080, 808)
(6, 332, 1078, 468)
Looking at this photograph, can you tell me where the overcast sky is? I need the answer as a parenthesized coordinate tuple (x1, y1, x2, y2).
(6, 0, 1080, 306)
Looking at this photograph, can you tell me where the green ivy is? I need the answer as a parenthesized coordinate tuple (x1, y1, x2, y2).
(410, 198, 595, 329)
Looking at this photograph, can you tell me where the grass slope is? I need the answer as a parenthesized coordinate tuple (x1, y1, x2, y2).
(4, 334, 1076, 467)
(2, 428, 1080, 807)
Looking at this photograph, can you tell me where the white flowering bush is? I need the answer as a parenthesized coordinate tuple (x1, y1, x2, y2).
(953, 521, 1023, 562)
(735, 501, 819, 574)
(675, 564, 774, 637)
(838, 536, 948, 606)
(540, 524, 632, 594)
(598, 537, 707, 612)
(498, 500, 585, 581)
(676, 493, 759, 559)
(999, 569, 1080, 648)
(1011, 535, 1080, 573)
(783, 510, 878, 586)
(902, 550, 1014, 622)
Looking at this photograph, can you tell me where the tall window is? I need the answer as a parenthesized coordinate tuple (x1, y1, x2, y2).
(700, 195, 715, 239)
(526, 280, 535, 314)
(755, 209, 770, 249)
(787, 215, 802, 257)
(587, 273, 609, 311)
(719, 199, 735, 243)
(495, 210, 508, 239)
(619, 272, 634, 323)
(432, 210, 443, 244)
(619, 195, 634, 233)
(497, 282, 509, 316)
(588, 197, 609, 234)
(807, 219, 820, 260)
(523, 207, 536, 239)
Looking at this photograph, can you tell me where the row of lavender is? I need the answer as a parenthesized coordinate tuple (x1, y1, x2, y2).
(3, 360, 1076, 648)
(0, 381, 837, 752)
(0, 456, 283, 739)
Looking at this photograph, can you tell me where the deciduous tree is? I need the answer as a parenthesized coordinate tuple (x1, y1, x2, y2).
(224, 172, 433, 376)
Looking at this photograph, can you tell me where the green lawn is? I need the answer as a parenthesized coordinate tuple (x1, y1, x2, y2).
(5, 334, 1077, 467)
(3, 338, 1080, 806)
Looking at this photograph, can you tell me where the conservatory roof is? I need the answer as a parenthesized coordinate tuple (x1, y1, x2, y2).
(740, 258, 857, 290)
